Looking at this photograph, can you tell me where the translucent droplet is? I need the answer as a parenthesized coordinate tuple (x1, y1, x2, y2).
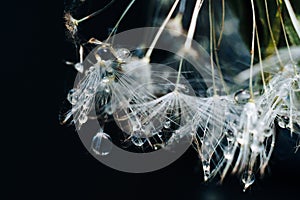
(237, 132, 245, 145)
(224, 147, 234, 160)
(67, 89, 78, 105)
(263, 127, 272, 137)
(234, 90, 251, 104)
(116, 48, 131, 61)
(250, 141, 264, 153)
(131, 136, 146, 147)
(91, 131, 112, 156)
(241, 171, 255, 192)
(206, 86, 215, 97)
(278, 117, 288, 128)
(86, 86, 95, 95)
(78, 113, 88, 124)
(101, 77, 110, 84)
(74, 63, 84, 73)
(202, 160, 211, 181)
(164, 120, 171, 129)
(225, 131, 235, 143)
(96, 45, 116, 61)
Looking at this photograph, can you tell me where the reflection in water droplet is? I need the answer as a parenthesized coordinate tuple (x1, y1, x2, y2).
(67, 89, 78, 105)
(116, 48, 131, 61)
(241, 171, 255, 192)
(202, 160, 211, 181)
(78, 113, 88, 124)
(234, 90, 251, 104)
(164, 120, 171, 129)
(224, 147, 234, 160)
(74, 63, 84, 73)
(131, 136, 146, 147)
(91, 131, 112, 156)
(96, 45, 116, 61)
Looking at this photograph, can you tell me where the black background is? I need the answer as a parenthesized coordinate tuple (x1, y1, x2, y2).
(4, 0, 300, 199)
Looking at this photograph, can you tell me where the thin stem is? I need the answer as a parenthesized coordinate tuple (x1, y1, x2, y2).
(175, 58, 184, 92)
(255, 26, 267, 92)
(106, 0, 136, 42)
(283, 0, 300, 39)
(264, 0, 283, 67)
(79, 45, 83, 63)
(213, 0, 228, 95)
(276, 0, 297, 74)
(179, 0, 187, 14)
(217, 0, 225, 49)
(184, 0, 204, 49)
(209, 0, 217, 96)
(77, 0, 116, 23)
(144, 0, 180, 62)
(249, 0, 256, 101)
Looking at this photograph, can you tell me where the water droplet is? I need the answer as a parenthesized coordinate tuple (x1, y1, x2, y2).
(241, 171, 255, 192)
(67, 89, 78, 105)
(131, 136, 146, 147)
(234, 90, 251, 104)
(164, 120, 171, 129)
(91, 131, 112, 156)
(74, 63, 84, 73)
(96, 45, 116, 61)
(224, 147, 234, 160)
(250, 141, 264, 153)
(78, 113, 88, 124)
(263, 128, 272, 137)
(101, 77, 110, 84)
(86, 86, 95, 95)
(202, 160, 211, 181)
(116, 48, 131, 61)
(278, 117, 288, 128)
(225, 131, 235, 143)
(206, 86, 215, 97)
(237, 132, 245, 145)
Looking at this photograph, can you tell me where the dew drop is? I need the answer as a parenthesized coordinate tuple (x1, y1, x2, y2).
(241, 171, 255, 192)
(250, 141, 264, 153)
(164, 120, 171, 129)
(224, 147, 234, 160)
(78, 113, 88, 124)
(278, 117, 288, 128)
(131, 136, 146, 147)
(91, 131, 112, 156)
(234, 90, 251, 104)
(202, 160, 211, 181)
(116, 48, 131, 61)
(263, 127, 272, 137)
(225, 131, 235, 143)
(74, 63, 84, 73)
(67, 89, 78, 105)
(96, 45, 116, 61)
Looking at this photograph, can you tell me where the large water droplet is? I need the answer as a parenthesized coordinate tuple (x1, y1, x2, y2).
(116, 48, 131, 61)
(241, 171, 255, 192)
(250, 141, 264, 153)
(278, 117, 289, 128)
(131, 136, 146, 147)
(202, 160, 211, 181)
(234, 90, 251, 104)
(91, 131, 112, 156)
(67, 89, 78, 105)
(224, 147, 234, 160)
(96, 45, 116, 61)
(164, 120, 171, 129)
(78, 113, 88, 124)
(74, 63, 84, 73)
(263, 127, 272, 137)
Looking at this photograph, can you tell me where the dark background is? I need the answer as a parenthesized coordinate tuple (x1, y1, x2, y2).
(4, 0, 300, 199)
